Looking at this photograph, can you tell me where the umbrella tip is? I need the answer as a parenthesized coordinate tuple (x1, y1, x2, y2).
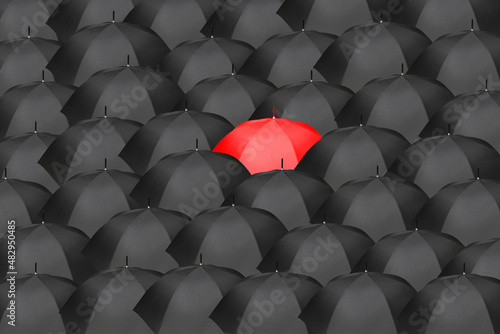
(41, 212, 45, 224)
(185, 99, 188, 111)
(112, 10, 116, 23)
(477, 168, 480, 180)
(231, 63, 235, 75)
(195, 139, 199, 151)
(3, 168, 6, 180)
(360, 115, 363, 127)
(310, 69, 313, 82)
(147, 197, 151, 209)
(376, 165, 379, 178)
(127, 55, 130, 68)
(104, 106, 108, 118)
(302, 19, 305, 31)
(323, 212, 326, 224)
(281, 158, 284, 171)
(126, 256, 129, 268)
(200, 253, 203, 266)
(211, 26, 214, 38)
(276, 260, 279, 273)
(34, 262, 37, 275)
(415, 217, 419, 231)
(485, 79, 488, 91)
(232, 195, 235, 207)
(447, 123, 451, 136)
(365, 261, 368, 273)
(401, 63, 404, 76)
(463, 262, 466, 275)
(471, 19, 474, 32)
(28, 26, 31, 38)
(104, 158, 107, 171)
(273, 106, 276, 119)
(34, 121, 37, 134)
(41, 70, 45, 83)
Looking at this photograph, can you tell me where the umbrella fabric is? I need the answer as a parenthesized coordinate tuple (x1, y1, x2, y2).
(250, 81, 354, 136)
(61, 66, 184, 125)
(296, 125, 410, 190)
(315, 22, 431, 91)
(300, 272, 417, 334)
(225, 170, 333, 230)
(47, 22, 170, 86)
(386, 135, 500, 197)
(258, 223, 374, 285)
(120, 110, 234, 175)
(38, 117, 141, 185)
(125, 0, 217, 49)
(409, 31, 500, 95)
(83, 208, 190, 273)
(167, 206, 287, 276)
(211, 272, 321, 334)
(337, 74, 454, 142)
(180, 74, 276, 126)
(160, 37, 254, 92)
(60, 267, 161, 334)
(0, 223, 96, 284)
(310, 176, 429, 241)
(238, 30, 336, 87)
(134, 265, 244, 334)
(130, 150, 251, 218)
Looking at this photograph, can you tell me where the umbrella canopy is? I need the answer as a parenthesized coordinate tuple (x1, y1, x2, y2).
(38, 117, 141, 185)
(258, 223, 374, 285)
(130, 150, 251, 218)
(159, 37, 254, 92)
(211, 272, 322, 334)
(167, 206, 287, 276)
(336, 73, 454, 142)
(238, 30, 336, 87)
(61, 66, 184, 125)
(296, 125, 411, 190)
(300, 272, 417, 334)
(134, 265, 244, 334)
(120, 110, 234, 175)
(60, 267, 161, 334)
(225, 170, 333, 230)
(409, 30, 500, 95)
(47, 22, 169, 86)
(315, 22, 431, 91)
(397, 274, 500, 334)
(83, 207, 190, 272)
(386, 135, 500, 197)
(250, 80, 354, 136)
(180, 74, 276, 126)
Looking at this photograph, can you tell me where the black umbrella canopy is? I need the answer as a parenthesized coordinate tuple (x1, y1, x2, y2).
(38, 117, 141, 185)
(61, 66, 184, 125)
(167, 205, 287, 276)
(397, 274, 500, 334)
(120, 110, 234, 175)
(60, 267, 161, 334)
(134, 265, 244, 334)
(337, 73, 454, 142)
(83, 207, 190, 273)
(296, 125, 411, 190)
(250, 80, 354, 135)
(225, 169, 333, 230)
(409, 30, 500, 95)
(211, 272, 322, 334)
(125, 0, 216, 49)
(386, 135, 500, 197)
(47, 22, 170, 86)
(131, 150, 250, 218)
(159, 37, 254, 92)
(315, 22, 431, 92)
(238, 30, 336, 87)
(179, 74, 276, 126)
(258, 223, 374, 285)
(0, 223, 96, 284)
(300, 272, 417, 334)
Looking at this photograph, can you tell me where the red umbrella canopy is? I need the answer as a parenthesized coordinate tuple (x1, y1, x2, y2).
(213, 108, 322, 174)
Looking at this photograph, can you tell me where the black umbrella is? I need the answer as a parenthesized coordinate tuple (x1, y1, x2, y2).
(61, 66, 184, 125)
(315, 22, 431, 91)
(238, 30, 336, 87)
(258, 223, 374, 285)
(250, 80, 354, 135)
(38, 117, 141, 184)
(397, 274, 500, 334)
(125, 0, 216, 49)
(336, 73, 454, 142)
(300, 272, 417, 334)
(225, 169, 333, 230)
(167, 205, 287, 276)
(296, 125, 411, 190)
(409, 30, 500, 95)
(120, 110, 234, 175)
(180, 74, 276, 126)
(159, 37, 254, 92)
(310, 175, 429, 241)
(60, 266, 161, 334)
(83, 207, 190, 272)
(134, 265, 244, 334)
(131, 150, 251, 218)
(211, 272, 322, 334)
(386, 135, 500, 197)
(47, 22, 169, 86)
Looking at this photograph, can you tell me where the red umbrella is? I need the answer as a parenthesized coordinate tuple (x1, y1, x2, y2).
(213, 108, 321, 174)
